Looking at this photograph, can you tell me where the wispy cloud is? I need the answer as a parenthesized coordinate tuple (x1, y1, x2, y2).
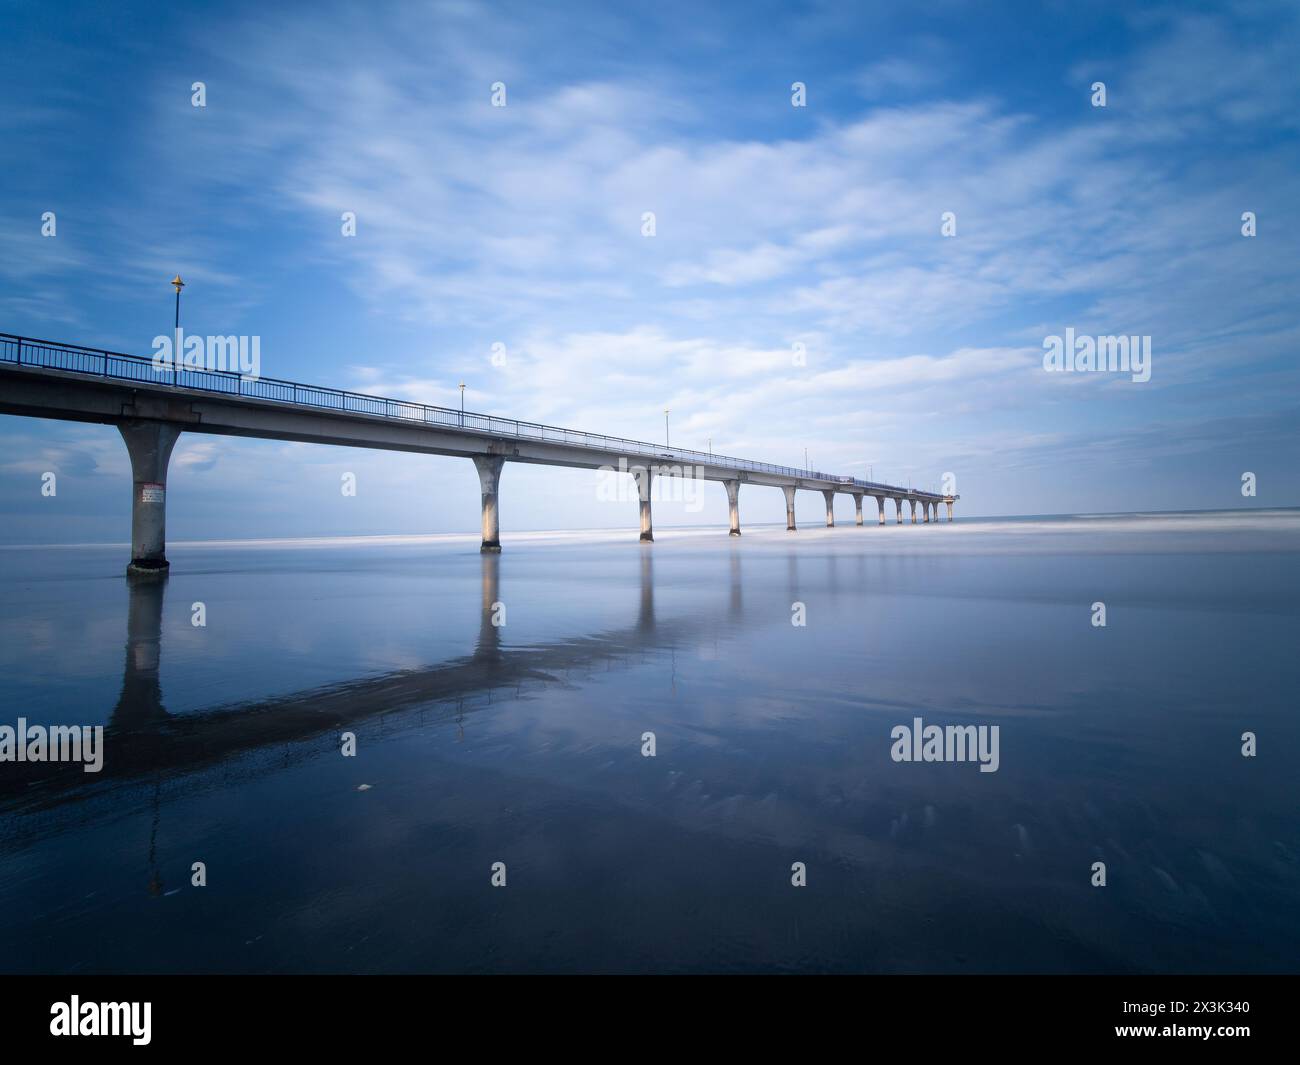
(0, 0, 1297, 532)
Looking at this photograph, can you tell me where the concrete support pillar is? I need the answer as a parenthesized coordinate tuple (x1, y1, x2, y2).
(947, 500, 954, 522)
(472, 455, 505, 553)
(118, 420, 182, 577)
(875, 496, 886, 525)
(782, 485, 797, 532)
(853, 493, 864, 526)
(634, 465, 654, 542)
(894, 497, 904, 524)
(932, 501, 939, 523)
(923, 501, 930, 523)
(909, 499, 918, 524)
(822, 489, 835, 528)
(724, 479, 741, 536)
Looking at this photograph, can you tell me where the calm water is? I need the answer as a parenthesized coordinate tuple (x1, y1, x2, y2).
(1, 511, 1298, 973)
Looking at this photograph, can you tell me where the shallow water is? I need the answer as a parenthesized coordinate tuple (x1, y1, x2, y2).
(1, 511, 1298, 973)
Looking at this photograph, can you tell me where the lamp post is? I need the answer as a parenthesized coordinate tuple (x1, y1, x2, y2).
(664, 408, 670, 448)
(170, 275, 184, 376)
(804, 447, 809, 473)
(459, 381, 465, 426)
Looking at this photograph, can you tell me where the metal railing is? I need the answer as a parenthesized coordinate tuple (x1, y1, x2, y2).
(0, 332, 947, 498)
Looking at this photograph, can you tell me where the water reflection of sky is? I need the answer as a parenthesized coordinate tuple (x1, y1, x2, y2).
(1, 512, 1297, 973)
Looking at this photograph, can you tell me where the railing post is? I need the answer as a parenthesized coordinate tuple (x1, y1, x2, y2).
(15, 338, 21, 365)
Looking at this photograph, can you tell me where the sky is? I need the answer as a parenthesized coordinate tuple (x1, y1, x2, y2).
(1, 0, 1298, 543)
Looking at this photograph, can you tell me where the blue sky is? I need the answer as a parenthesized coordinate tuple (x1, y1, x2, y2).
(2, 0, 1298, 542)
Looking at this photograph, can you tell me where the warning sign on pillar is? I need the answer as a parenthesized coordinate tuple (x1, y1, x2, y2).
(140, 483, 165, 504)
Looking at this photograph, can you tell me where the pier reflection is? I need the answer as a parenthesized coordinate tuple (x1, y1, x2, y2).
(111, 576, 168, 733)
(2, 547, 738, 814)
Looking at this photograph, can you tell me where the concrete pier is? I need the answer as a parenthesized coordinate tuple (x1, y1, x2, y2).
(909, 499, 918, 524)
(2, 332, 959, 565)
(118, 420, 182, 577)
(923, 501, 930, 523)
(635, 465, 654, 542)
(472, 455, 505, 552)
(724, 479, 741, 536)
